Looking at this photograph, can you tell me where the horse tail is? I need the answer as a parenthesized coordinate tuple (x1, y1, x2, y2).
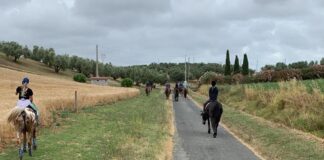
(7, 107, 25, 124)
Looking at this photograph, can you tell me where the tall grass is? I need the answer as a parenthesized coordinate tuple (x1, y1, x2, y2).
(198, 79, 324, 138)
(0, 67, 139, 146)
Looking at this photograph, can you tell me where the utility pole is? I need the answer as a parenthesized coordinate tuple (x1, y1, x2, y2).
(96, 45, 99, 77)
(184, 56, 187, 82)
(188, 57, 190, 81)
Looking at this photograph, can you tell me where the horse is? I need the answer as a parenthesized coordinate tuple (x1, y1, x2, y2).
(201, 101, 223, 138)
(183, 88, 188, 99)
(174, 88, 179, 101)
(7, 107, 37, 160)
(165, 88, 171, 99)
(145, 85, 152, 96)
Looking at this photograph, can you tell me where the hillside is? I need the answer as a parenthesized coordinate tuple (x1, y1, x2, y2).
(0, 52, 75, 80)
(0, 67, 139, 144)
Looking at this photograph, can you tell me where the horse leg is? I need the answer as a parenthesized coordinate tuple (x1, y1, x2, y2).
(208, 119, 211, 134)
(28, 133, 32, 156)
(16, 132, 24, 160)
(211, 117, 218, 138)
(23, 131, 27, 152)
(32, 128, 37, 150)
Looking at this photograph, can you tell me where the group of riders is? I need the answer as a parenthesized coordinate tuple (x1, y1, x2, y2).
(164, 81, 188, 101)
(8, 77, 222, 159)
(164, 80, 223, 138)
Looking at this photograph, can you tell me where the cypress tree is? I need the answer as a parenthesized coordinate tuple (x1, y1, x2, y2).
(242, 53, 249, 75)
(225, 50, 231, 75)
(234, 55, 240, 74)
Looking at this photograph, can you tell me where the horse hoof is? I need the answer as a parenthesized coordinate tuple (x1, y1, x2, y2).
(33, 145, 37, 150)
(19, 149, 24, 159)
(208, 130, 211, 134)
(28, 149, 32, 156)
(213, 133, 217, 138)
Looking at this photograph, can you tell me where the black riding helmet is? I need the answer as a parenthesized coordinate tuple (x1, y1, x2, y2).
(211, 80, 216, 86)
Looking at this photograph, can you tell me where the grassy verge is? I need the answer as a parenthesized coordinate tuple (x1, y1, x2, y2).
(190, 91, 324, 160)
(198, 79, 324, 138)
(0, 90, 172, 160)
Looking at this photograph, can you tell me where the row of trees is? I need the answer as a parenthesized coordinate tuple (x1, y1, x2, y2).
(261, 59, 324, 71)
(224, 50, 250, 76)
(1, 41, 228, 84)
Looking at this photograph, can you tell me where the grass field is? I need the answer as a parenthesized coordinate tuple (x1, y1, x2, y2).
(0, 67, 139, 145)
(198, 79, 324, 138)
(190, 91, 324, 160)
(0, 90, 173, 159)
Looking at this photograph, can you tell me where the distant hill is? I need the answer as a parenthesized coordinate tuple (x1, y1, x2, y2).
(0, 52, 75, 80)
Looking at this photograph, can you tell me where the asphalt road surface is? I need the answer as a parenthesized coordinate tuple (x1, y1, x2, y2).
(173, 96, 260, 160)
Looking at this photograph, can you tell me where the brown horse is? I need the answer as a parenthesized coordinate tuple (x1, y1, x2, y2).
(165, 88, 171, 99)
(183, 88, 188, 99)
(7, 107, 37, 160)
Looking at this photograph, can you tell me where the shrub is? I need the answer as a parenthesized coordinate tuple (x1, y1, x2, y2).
(121, 78, 134, 87)
(199, 71, 224, 85)
(73, 73, 87, 83)
(231, 73, 244, 84)
(255, 70, 274, 82)
(301, 65, 324, 80)
(272, 69, 302, 81)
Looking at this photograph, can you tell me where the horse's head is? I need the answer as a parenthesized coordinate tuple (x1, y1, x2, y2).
(200, 110, 208, 124)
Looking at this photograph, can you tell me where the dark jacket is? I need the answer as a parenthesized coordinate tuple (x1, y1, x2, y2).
(209, 86, 218, 101)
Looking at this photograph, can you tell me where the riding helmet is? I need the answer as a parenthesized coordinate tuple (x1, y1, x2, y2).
(22, 77, 30, 84)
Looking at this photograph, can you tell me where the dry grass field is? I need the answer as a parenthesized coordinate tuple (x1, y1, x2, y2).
(0, 67, 139, 145)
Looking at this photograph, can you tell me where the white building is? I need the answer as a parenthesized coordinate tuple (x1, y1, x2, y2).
(90, 77, 109, 86)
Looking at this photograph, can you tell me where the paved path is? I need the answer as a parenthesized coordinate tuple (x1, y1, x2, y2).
(173, 96, 260, 160)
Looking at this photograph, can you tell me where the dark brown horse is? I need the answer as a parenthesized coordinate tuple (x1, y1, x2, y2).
(145, 86, 152, 96)
(201, 101, 223, 138)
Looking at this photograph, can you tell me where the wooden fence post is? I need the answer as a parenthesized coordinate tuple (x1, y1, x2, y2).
(74, 90, 78, 113)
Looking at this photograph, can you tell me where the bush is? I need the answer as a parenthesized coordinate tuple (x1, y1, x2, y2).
(272, 69, 302, 81)
(231, 73, 244, 84)
(73, 73, 87, 83)
(199, 71, 224, 85)
(121, 78, 134, 87)
(255, 70, 274, 82)
(301, 65, 324, 80)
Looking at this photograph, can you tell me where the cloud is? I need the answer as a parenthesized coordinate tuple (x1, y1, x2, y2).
(0, 0, 323, 68)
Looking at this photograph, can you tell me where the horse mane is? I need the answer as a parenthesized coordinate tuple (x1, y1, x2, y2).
(7, 107, 25, 124)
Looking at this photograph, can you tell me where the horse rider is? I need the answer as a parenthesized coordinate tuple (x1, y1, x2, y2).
(165, 81, 171, 91)
(16, 77, 39, 124)
(203, 80, 219, 111)
(174, 82, 179, 101)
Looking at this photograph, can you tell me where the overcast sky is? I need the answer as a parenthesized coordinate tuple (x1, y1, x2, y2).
(1, 0, 324, 68)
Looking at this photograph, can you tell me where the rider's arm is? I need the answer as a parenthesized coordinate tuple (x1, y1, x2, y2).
(15, 87, 20, 95)
(29, 89, 33, 102)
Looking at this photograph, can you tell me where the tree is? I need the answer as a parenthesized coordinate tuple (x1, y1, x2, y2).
(320, 58, 324, 65)
(224, 50, 231, 75)
(53, 54, 69, 73)
(275, 62, 287, 71)
(261, 65, 275, 71)
(22, 45, 31, 58)
(288, 61, 308, 69)
(242, 54, 249, 75)
(233, 55, 240, 74)
(43, 48, 55, 67)
(1, 41, 23, 62)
